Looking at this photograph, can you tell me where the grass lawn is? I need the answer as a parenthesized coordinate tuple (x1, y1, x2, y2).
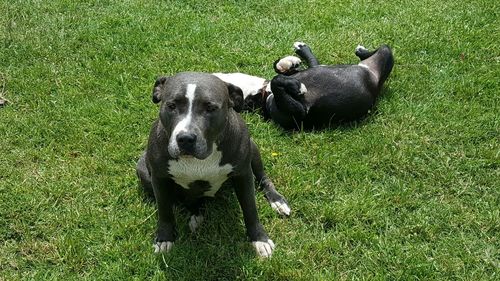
(1, 0, 498, 280)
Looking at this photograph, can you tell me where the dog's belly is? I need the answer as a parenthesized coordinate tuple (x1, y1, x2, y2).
(168, 148, 233, 197)
(294, 66, 375, 122)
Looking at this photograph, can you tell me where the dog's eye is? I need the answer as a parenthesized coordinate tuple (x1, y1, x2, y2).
(166, 102, 176, 110)
(205, 103, 218, 113)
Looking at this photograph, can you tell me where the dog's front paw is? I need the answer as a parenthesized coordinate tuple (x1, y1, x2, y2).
(153, 241, 174, 253)
(270, 199, 291, 216)
(188, 214, 204, 233)
(275, 56, 302, 74)
(252, 239, 275, 258)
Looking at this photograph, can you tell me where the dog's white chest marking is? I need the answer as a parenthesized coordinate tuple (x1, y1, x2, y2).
(168, 145, 233, 197)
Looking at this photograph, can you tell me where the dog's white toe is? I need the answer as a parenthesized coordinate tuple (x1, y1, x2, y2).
(289, 56, 302, 65)
(294, 41, 307, 50)
(356, 45, 368, 52)
(271, 201, 291, 216)
(153, 241, 174, 253)
(252, 239, 275, 258)
(189, 214, 204, 233)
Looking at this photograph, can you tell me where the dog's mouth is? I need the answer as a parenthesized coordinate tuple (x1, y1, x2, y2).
(178, 144, 207, 159)
(171, 144, 212, 160)
(178, 151, 196, 158)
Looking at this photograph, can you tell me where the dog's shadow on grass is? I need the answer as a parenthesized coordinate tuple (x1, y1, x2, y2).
(141, 183, 261, 280)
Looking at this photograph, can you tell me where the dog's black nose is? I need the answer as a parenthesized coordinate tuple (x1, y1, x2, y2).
(177, 133, 197, 152)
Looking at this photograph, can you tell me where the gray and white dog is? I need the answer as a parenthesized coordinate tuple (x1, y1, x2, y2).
(136, 72, 290, 258)
(214, 42, 394, 130)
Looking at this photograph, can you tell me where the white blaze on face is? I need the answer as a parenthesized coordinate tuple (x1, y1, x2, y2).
(168, 83, 197, 158)
(172, 83, 196, 137)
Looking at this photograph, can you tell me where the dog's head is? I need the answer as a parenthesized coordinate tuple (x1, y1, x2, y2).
(152, 72, 243, 159)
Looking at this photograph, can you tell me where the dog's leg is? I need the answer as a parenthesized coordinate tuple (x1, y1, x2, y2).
(294, 42, 320, 67)
(152, 177, 176, 253)
(357, 45, 394, 88)
(233, 169, 275, 258)
(269, 74, 308, 126)
(250, 140, 290, 216)
(355, 45, 377, 60)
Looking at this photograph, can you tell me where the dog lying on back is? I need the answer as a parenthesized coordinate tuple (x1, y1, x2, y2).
(214, 42, 394, 130)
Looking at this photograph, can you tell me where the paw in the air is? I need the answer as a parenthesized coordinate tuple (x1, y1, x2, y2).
(252, 239, 275, 258)
(153, 241, 174, 253)
(188, 214, 204, 233)
(276, 56, 302, 74)
(356, 45, 368, 53)
(294, 41, 307, 50)
(271, 200, 291, 216)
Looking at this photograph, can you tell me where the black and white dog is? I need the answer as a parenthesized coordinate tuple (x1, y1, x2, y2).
(214, 42, 394, 130)
(136, 72, 290, 258)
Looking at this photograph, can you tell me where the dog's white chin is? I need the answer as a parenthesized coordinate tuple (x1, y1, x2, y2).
(178, 154, 195, 159)
(169, 146, 212, 160)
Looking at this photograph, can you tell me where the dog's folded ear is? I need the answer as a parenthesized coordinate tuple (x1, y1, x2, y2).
(225, 83, 244, 112)
(152, 76, 169, 103)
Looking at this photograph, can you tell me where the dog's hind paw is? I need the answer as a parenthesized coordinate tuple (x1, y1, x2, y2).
(275, 56, 302, 74)
(270, 200, 291, 216)
(252, 239, 275, 258)
(153, 241, 174, 253)
(356, 45, 368, 53)
(294, 41, 307, 50)
(188, 214, 204, 233)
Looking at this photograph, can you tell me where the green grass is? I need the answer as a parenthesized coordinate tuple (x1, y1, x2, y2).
(1, 0, 498, 280)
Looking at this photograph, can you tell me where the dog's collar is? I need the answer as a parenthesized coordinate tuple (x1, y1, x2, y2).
(259, 80, 272, 119)
(260, 80, 271, 103)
